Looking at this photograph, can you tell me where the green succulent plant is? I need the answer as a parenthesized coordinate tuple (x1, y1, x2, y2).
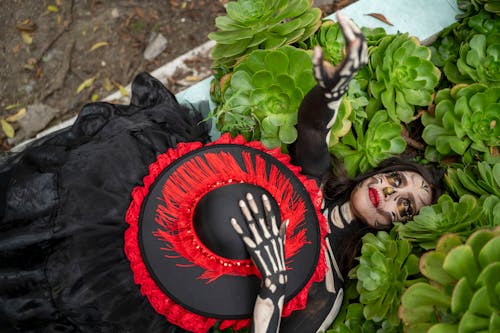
(330, 110, 406, 178)
(366, 33, 441, 124)
(434, 10, 500, 85)
(208, 0, 321, 71)
(350, 231, 419, 330)
(458, 0, 500, 17)
(421, 83, 500, 163)
(399, 227, 500, 333)
(327, 303, 381, 333)
(454, 32, 500, 86)
(305, 20, 346, 65)
(212, 45, 316, 148)
(303, 21, 378, 149)
(467, 9, 500, 34)
(445, 161, 500, 198)
(396, 194, 488, 250)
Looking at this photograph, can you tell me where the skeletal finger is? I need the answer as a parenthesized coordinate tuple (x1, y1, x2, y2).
(231, 217, 244, 235)
(246, 193, 259, 215)
(337, 13, 356, 44)
(239, 199, 253, 222)
(231, 218, 257, 248)
(262, 194, 280, 236)
(278, 220, 288, 269)
(257, 217, 272, 239)
(313, 46, 327, 88)
(248, 221, 263, 245)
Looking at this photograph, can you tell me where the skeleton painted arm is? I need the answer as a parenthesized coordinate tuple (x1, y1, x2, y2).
(289, 13, 368, 179)
(231, 193, 288, 333)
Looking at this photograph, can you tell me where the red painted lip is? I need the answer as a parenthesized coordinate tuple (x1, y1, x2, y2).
(369, 188, 379, 208)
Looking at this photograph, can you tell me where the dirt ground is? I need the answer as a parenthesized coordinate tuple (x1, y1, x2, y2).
(0, 0, 350, 151)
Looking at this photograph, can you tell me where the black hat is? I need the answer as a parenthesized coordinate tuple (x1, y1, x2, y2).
(125, 134, 328, 332)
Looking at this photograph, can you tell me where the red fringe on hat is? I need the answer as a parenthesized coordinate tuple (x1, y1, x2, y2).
(125, 134, 328, 333)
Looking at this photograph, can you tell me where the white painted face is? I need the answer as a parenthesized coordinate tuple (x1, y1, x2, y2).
(349, 171, 432, 229)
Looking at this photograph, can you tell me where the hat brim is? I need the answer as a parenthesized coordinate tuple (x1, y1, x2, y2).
(125, 134, 328, 332)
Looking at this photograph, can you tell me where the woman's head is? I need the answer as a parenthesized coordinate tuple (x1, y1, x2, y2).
(350, 170, 432, 228)
(325, 157, 444, 229)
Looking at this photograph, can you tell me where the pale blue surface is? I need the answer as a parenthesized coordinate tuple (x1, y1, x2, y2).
(175, 0, 461, 138)
(325, 0, 460, 44)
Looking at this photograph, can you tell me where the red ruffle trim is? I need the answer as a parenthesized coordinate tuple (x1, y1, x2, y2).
(124, 133, 328, 333)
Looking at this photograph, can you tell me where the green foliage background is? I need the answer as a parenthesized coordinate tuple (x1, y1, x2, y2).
(208, 1, 500, 332)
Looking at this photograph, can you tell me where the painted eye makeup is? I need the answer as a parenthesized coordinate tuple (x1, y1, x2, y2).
(387, 172, 402, 187)
(397, 198, 415, 221)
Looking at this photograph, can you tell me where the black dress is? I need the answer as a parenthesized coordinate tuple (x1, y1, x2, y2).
(0, 73, 210, 332)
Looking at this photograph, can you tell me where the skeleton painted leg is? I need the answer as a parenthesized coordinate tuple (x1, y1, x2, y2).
(289, 13, 368, 179)
(231, 193, 288, 333)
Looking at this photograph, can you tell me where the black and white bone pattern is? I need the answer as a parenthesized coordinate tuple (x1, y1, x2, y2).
(289, 13, 368, 179)
(313, 13, 368, 138)
(231, 193, 288, 333)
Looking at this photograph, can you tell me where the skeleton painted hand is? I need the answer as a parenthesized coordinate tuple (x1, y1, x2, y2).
(313, 12, 368, 100)
(231, 193, 288, 333)
(289, 13, 368, 178)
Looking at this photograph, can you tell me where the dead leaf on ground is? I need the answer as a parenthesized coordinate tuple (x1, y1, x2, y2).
(47, 5, 59, 13)
(117, 83, 129, 97)
(103, 77, 114, 92)
(135, 7, 145, 18)
(12, 44, 21, 55)
(16, 18, 37, 32)
(35, 67, 43, 79)
(5, 103, 21, 111)
(89, 41, 109, 52)
(1, 119, 15, 138)
(366, 13, 394, 26)
(21, 32, 33, 45)
(6, 108, 27, 122)
(184, 75, 202, 82)
(23, 58, 38, 70)
(76, 77, 96, 94)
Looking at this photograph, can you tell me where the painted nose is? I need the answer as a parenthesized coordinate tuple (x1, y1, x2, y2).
(383, 187, 395, 197)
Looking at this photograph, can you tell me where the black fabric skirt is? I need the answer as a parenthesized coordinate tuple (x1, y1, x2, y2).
(0, 73, 210, 332)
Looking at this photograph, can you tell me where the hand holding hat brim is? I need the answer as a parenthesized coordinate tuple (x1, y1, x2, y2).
(231, 193, 288, 285)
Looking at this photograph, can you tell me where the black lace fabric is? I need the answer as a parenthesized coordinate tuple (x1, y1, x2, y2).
(0, 73, 209, 332)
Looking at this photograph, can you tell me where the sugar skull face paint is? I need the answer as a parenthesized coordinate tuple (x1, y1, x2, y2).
(349, 171, 432, 229)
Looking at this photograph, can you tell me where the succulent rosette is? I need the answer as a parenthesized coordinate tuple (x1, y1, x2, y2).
(330, 110, 406, 177)
(305, 20, 346, 65)
(212, 46, 316, 148)
(399, 227, 500, 333)
(445, 161, 500, 199)
(455, 32, 500, 86)
(351, 231, 419, 330)
(208, 0, 321, 71)
(435, 10, 500, 84)
(458, 0, 500, 16)
(366, 34, 441, 124)
(421, 83, 500, 163)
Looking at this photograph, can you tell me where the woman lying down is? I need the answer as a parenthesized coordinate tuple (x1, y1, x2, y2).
(0, 13, 443, 333)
